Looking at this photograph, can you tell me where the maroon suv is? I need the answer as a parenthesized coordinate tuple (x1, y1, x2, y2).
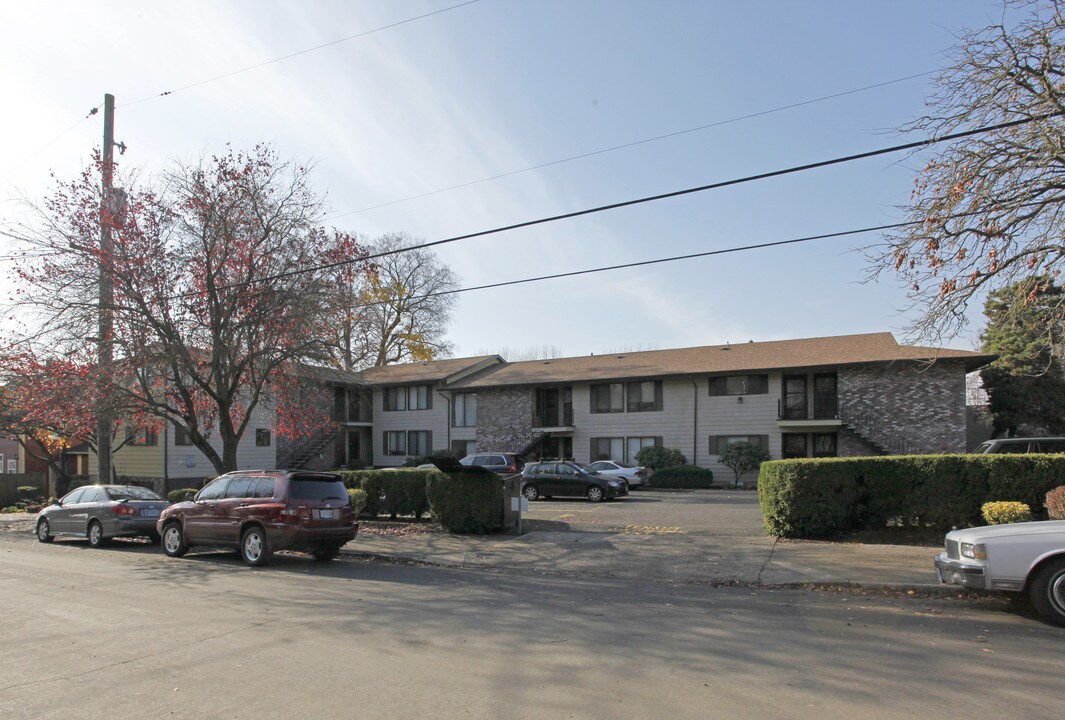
(158, 470, 357, 566)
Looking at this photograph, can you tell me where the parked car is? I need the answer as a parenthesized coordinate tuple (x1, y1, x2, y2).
(972, 437, 1065, 454)
(459, 452, 523, 474)
(158, 470, 357, 567)
(521, 461, 628, 503)
(584, 460, 649, 487)
(934, 520, 1065, 626)
(35, 484, 169, 547)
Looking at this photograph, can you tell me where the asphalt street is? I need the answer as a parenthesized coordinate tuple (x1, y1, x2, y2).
(1, 531, 1062, 720)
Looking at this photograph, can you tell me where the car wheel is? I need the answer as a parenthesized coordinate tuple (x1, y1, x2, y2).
(587, 486, 604, 503)
(162, 522, 188, 558)
(240, 526, 272, 567)
(311, 543, 342, 561)
(87, 520, 106, 548)
(522, 484, 540, 501)
(36, 518, 54, 543)
(1029, 557, 1065, 627)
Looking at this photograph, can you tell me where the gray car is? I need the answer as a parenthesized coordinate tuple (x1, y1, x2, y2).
(36, 485, 170, 547)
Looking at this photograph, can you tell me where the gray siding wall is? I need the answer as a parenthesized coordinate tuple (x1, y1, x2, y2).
(372, 385, 450, 467)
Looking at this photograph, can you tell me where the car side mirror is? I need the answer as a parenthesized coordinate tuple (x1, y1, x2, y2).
(50, 498, 61, 507)
(185, 492, 196, 501)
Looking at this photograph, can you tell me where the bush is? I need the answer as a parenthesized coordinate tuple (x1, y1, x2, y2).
(167, 488, 199, 503)
(718, 442, 769, 487)
(759, 454, 1065, 538)
(1, 505, 24, 513)
(347, 488, 368, 516)
(1047, 486, 1065, 520)
(649, 466, 715, 489)
(982, 501, 1033, 525)
(635, 446, 687, 471)
(426, 469, 503, 534)
(403, 449, 456, 468)
(17, 486, 42, 500)
(339, 469, 434, 519)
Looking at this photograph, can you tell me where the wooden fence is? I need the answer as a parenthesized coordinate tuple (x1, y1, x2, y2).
(0, 473, 47, 507)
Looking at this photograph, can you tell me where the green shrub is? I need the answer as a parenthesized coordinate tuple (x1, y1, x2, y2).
(649, 466, 715, 489)
(340, 469, 434, 519)
(1047, 486, 1065, 520)
(759, 454, 1065, 538)
(347, 488, 368, 516)
(635, 446, 687, 471)
(167, 488, 199, 503)
(17, 486, 42, 500)
(1, 505, 24, 513)
(718, 442, 769, 487)
(982, 501, 1033, 525)
(426, 469, 503, 534)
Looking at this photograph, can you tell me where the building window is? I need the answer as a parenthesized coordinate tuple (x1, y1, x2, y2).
(626, 381, 662, 412)
(407, 430, 431, 457)
(384, 431, 406, 455)
(175, 426, 192, 446)
(256, 429, 272, 447)
(813, 374, 838, 419)
(812, 432, 837, 458)
(385, 385, 431, 411)
(452, 439, 476, 458)
(590, 383, 624, 413)
(384, 387, 407, 411)
(453, 393, 476, 427)
(782, 375, 808, 420)
(591, 437, 624, 462)
(625, 437, 661, 465)
(6, 459, 14, 474)
(708, 375, 769, 396)
(709, 435, 769, 454)
(126, 428, 158, 446)
(782, 433, 807, 459)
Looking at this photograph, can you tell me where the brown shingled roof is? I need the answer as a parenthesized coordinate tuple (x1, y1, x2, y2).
(358, 355, 502, 385)
(446, 332, 994, 388)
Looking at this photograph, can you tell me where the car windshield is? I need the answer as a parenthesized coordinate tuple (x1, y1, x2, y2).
(290, 478, 348, 501)
(106, 486, 163, 501)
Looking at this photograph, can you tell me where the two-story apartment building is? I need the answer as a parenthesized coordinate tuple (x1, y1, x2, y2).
(356, 332, 992, 482)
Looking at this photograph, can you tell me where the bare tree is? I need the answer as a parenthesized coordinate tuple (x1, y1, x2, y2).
(476, 345, 564, 361)
(867, 1, 1065, 346)
(330, 232, 458, 369)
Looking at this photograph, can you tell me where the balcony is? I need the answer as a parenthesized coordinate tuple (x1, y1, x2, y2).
(776, 398, 841, 428)
(533, 387, 574, 431)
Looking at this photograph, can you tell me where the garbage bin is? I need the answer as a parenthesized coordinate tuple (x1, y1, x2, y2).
(501, 473, 524, 534)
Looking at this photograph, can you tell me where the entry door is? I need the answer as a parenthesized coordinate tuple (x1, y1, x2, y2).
(782, 375, 808, 420)
(347, 432, 361, 466)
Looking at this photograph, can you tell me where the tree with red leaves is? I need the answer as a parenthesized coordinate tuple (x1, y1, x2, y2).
(2, 145, 371, 475)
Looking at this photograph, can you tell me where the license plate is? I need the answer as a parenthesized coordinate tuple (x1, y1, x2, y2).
(140, 509, 160, 517)
(318, 509, 334, 520)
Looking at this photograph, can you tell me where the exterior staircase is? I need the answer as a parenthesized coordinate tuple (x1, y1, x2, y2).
(278, 429, 336, 469)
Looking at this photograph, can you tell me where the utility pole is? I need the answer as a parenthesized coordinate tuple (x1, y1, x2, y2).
(97, 93, 115, 484)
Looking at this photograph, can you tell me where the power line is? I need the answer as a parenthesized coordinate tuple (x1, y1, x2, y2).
(325, 70, 937, 220)
(2, 104, 102, 178)
(344, 221, 912, 311)
(173, 109, 1059, 300)
(118, 1, 482, 109)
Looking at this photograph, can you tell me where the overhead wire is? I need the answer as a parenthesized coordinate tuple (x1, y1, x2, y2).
(170, 110, 1061, 300)
(325, 70, 937, 220)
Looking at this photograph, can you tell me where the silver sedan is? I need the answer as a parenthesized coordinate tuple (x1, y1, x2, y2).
(35, 485, 170, 547)
(584, 461, 650, 487)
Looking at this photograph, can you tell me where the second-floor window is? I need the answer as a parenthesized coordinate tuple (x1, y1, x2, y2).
(126, 428, 158, 446)
(708, 374, 769, 396)
(174, 426, 192, 446)
(453, 393, 476, 427)
(256, 429, 272, 447)
(385, 384, 432, 411)
(590, 381, 662, 413)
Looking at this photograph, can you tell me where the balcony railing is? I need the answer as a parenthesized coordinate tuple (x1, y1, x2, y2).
(777, 398, 839, 421)
(533, 405, 573, 428)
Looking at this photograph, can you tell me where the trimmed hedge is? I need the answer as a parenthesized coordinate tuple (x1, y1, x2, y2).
(347, 488, 368, 516)
(759, 454, 1065, 538)
(336, 469, 436, 519)
(167, 488, 199, 503)
(425, 469, 503, 534)
(649, 466, 715, 489)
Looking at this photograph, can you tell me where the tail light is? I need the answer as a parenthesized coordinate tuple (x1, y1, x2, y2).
(635, 469, 646, 476)
(114, 504, 136, 516)
(505, 463, 517, 473)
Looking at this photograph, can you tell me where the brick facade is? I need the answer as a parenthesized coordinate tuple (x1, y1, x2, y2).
(475, 386, 534, 452)
(838, 361, 967, 454)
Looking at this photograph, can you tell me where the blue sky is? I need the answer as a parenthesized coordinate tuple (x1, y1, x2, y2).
(0, 1, 1018, 358)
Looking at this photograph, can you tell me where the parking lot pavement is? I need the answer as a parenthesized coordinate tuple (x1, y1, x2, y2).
(2, 491, 947, 590)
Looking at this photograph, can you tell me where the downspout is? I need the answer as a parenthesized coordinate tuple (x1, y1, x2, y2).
(163, 424, 169, 488)
(691, 377, 699, 467)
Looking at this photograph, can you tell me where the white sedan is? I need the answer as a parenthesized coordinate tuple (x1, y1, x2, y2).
(935, 520, 1065, 626)
(584, 461, 649, 487)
